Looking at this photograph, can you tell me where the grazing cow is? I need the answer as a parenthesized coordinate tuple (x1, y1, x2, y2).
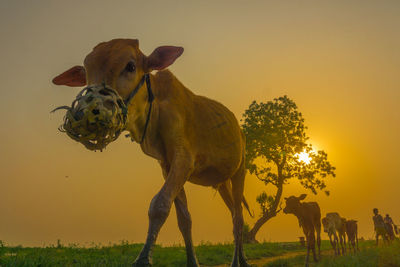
(345, 220, 359, 253)
(321, 212, 347, 255)
(52, 39, 251, 267)
(283, 194, 321, 267)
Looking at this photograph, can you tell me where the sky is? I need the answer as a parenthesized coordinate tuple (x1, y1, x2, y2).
(0, 0, 399, 247)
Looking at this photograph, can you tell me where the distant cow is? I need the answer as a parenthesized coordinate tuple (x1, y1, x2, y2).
(322, 212, 347, 255)
(283, 194, 321, 267)
(345, 220, 359, 253)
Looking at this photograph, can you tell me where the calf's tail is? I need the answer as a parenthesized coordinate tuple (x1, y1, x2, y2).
(242, 196, 254, 218)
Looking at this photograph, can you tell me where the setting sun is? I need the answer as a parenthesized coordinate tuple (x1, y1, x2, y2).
(296, 151, 312, 164)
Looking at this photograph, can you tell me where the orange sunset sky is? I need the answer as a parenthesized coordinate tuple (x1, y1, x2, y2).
(0, 1, 399, 247)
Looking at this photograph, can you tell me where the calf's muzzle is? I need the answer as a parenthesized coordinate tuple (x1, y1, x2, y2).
(52, 84, 128, 151)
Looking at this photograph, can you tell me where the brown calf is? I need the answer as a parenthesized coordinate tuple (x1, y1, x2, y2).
(283, 194, 321, 267)
(345, 220, 359, 253)
(52, 39, 250, 267)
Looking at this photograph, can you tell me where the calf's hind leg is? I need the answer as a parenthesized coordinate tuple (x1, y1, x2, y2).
(231, 165, 251, 267)
(217, 181, 234, 216)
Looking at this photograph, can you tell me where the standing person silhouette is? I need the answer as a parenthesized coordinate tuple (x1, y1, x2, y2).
(373, 208, 388, 245)
(384, 214, 396, 241)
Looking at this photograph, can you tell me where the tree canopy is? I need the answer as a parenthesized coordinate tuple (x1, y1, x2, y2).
(241, 95, 336, 242)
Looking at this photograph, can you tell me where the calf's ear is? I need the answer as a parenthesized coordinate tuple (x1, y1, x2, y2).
(145, 46, 184, 72)
(298, 194, 307, 200)
(52, 66, 87, 87)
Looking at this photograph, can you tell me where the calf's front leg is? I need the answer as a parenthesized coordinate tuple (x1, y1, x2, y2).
(133, 153, 193, 267)
(175, 189, 199, 267)
(328, 234, 337, 255)
(303, 229, 311, 267)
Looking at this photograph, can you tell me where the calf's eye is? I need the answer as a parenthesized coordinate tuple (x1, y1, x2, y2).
(125, 61, 135, 72)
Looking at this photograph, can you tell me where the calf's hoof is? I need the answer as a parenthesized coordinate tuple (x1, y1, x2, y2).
(239, 259, 253, 267)
(132, 257, 152, 267)
(231, 261, 253, 267)
(187, 258, 200, 267)
(230, 260, 239, 267)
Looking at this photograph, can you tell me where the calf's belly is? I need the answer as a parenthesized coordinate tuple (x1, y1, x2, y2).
(188, 167, 231, 187)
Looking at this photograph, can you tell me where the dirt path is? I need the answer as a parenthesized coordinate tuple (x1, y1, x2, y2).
(209, 249, 334, 267)
(248, 250, 306, 266)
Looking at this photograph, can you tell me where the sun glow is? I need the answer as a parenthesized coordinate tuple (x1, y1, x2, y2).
(296, 151, 312, 164)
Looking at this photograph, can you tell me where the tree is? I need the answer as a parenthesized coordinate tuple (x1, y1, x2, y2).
(241, 95, 336, 243)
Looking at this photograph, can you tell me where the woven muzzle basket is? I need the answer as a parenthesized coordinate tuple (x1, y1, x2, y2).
(52, 84, 128, 151)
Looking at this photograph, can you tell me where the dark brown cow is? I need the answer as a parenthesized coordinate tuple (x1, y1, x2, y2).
(283, 194, 321, 267)
(345, 220, 359, 253)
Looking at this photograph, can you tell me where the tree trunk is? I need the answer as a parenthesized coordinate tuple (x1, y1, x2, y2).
(244, 177, 284, 243)
(244, 212, 277, 243)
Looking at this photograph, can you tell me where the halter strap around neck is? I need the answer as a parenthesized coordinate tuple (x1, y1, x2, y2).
(124, 74, 146, 106)
(123, 73, 154, 144)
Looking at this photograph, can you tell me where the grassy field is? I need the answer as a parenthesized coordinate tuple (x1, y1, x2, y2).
(265, 239, 400, 267)
(0, 239, 398, 266)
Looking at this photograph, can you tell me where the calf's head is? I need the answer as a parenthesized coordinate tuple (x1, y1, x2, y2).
(341, 217, 347, 230)
(283, 194, 307, 214)
(53, 38, 183, 99)
(321, 217, 330, 233)
(52, 39, 184, 149)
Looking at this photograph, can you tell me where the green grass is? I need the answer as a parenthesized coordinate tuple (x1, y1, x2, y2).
(264, 239, 400, 267)
(1, 239, 397, 267)
(0, 240, 316, 267)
